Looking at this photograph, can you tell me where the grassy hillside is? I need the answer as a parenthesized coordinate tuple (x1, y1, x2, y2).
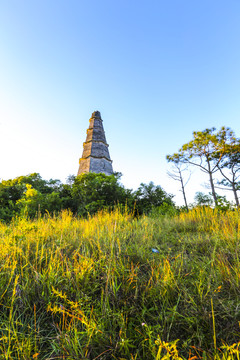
(0, 208, 240, 359)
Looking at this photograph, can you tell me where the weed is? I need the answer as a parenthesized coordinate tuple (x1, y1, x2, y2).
(0, 208, 239, 359)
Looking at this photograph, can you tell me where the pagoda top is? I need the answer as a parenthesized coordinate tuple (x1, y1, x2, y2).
(91, 111, 101, 119)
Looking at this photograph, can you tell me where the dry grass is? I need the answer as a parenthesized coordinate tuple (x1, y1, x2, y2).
(0, 207, 240, 359)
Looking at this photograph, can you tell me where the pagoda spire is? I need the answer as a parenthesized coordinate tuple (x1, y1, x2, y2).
(78, 111, 113, 176)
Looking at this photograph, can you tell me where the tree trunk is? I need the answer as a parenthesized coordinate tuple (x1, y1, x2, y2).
(179, 168, 189, 211)
(207, 159, 218, 206)
(218, 166, 239, 208)
(232, 184, 239, 208)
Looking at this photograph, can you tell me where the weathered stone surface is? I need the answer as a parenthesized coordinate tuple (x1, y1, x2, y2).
(78, 157, 91, 174)
(89, 157, 113, 175)
(78, 111, 113, 176)
(86, 128, 106, 143)
(82, 141, 111, 160)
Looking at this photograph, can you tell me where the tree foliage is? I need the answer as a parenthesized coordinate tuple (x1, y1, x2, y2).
(167, 126, 240, 207)
(70, 172, 133, 215)
(133, 182, 174, 215)
(0, 173, 174, 221)
(214, 129, 240, 207)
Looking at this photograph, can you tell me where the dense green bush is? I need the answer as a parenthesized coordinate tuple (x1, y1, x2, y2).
(0, 173, 174, 221)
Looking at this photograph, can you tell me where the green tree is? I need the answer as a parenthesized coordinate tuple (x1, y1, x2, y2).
(134, 182, 175, 215)
(167, 127, 237, 207)
(16, 184, 43, 217)
(71, 172, 134, 215)
(214, 129, 240, 207)
(194, 191, 232, 210)
(0, 173, 65, 221)
(194, 192, 213, 206)
(0, 180, 26, 221)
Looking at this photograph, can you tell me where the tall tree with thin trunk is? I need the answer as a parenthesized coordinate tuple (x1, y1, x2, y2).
(214, 128, 240, 207)
(166, 154, 190, 211)
(168, 128, 226, 206)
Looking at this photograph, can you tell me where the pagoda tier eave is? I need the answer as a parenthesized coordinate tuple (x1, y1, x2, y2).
(83, 140, 109, 147)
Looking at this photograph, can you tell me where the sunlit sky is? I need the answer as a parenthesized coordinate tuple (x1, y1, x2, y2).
(0, 0, 240, 205)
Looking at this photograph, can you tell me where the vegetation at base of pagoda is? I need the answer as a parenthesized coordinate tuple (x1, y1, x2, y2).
(0, 172, 175, 222)
(0, 207, 240, 359)
(1, 126, 239, 222)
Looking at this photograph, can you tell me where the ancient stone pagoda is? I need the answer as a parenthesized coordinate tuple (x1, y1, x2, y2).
(78, 111, 113, 176)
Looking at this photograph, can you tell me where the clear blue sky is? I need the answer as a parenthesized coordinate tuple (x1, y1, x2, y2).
(0, 0, 240, 205)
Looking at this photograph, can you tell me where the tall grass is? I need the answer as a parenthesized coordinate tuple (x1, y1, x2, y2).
(0, 207, 239, 359)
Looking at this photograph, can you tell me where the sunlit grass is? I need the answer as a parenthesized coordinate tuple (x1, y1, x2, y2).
(0, 207, 239, 359)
